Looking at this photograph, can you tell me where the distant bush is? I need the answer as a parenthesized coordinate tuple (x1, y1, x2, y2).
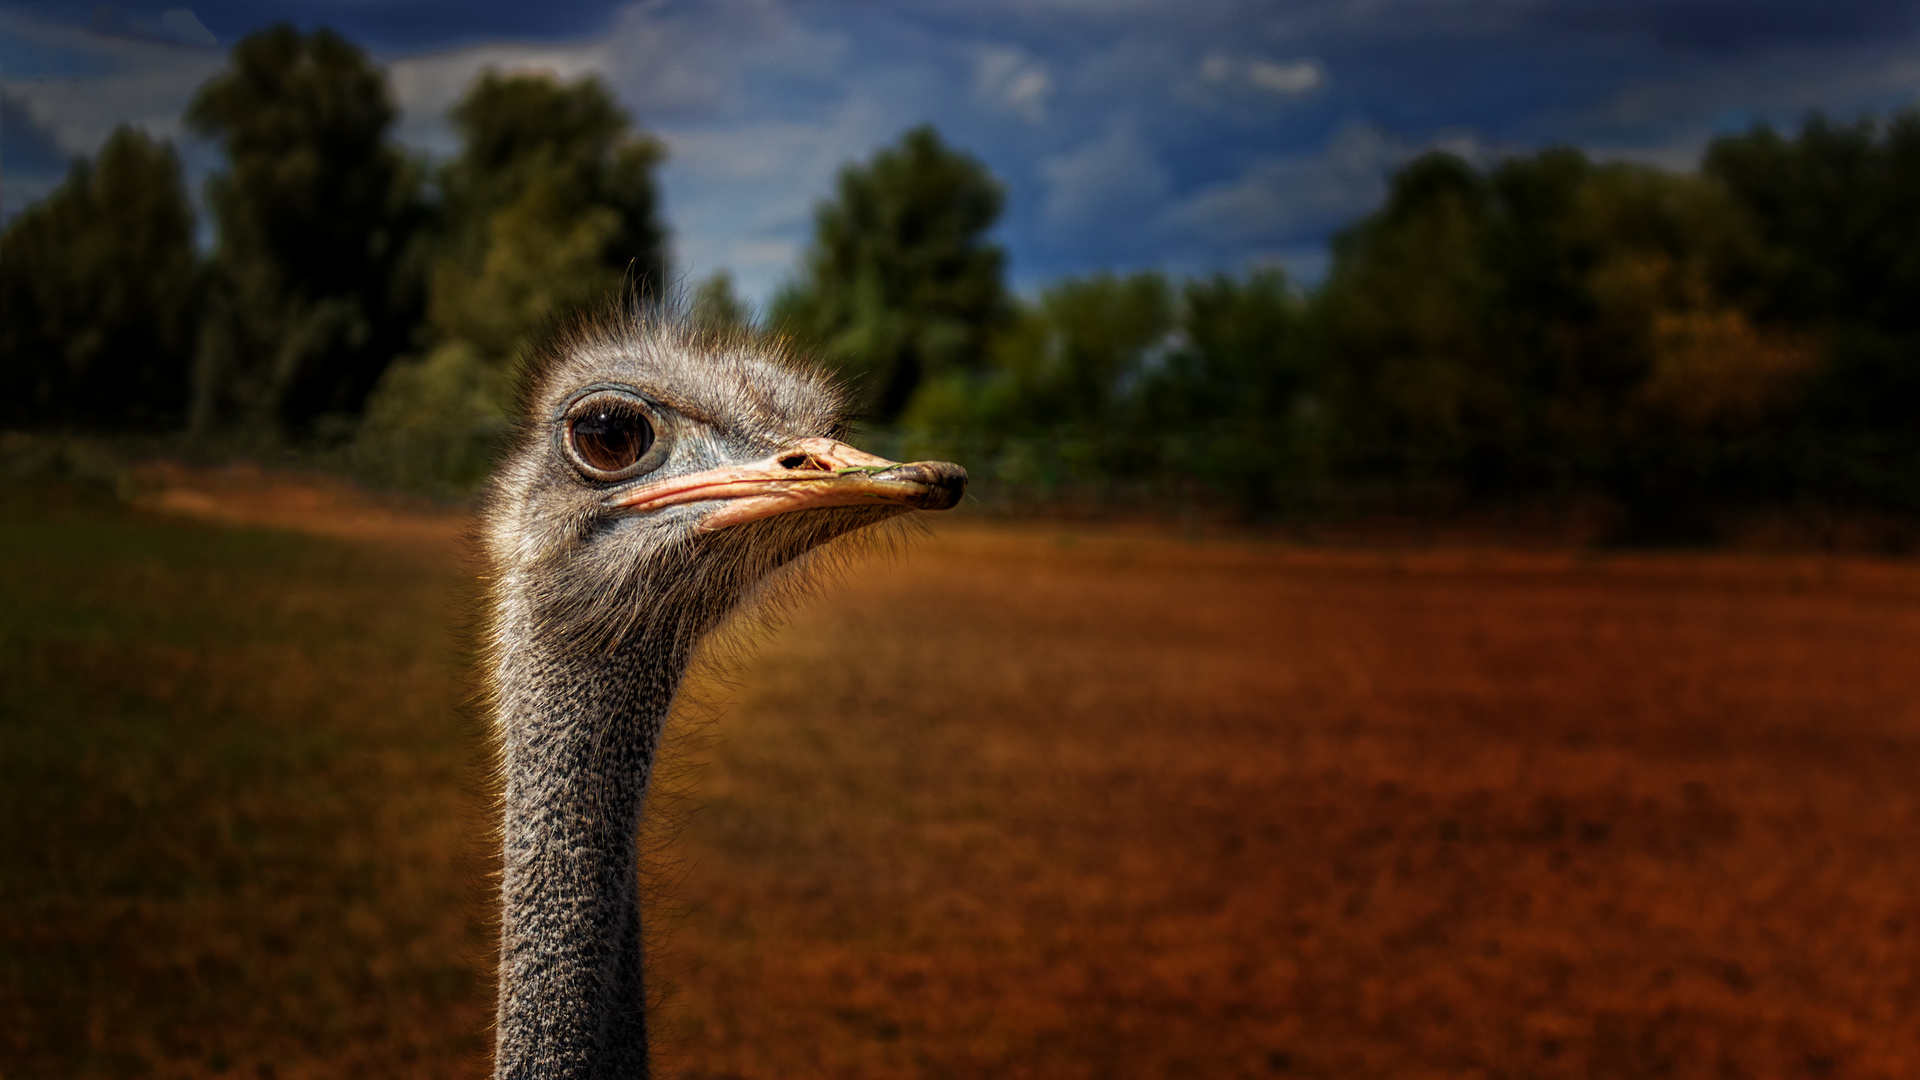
(351, 341, 511, 497)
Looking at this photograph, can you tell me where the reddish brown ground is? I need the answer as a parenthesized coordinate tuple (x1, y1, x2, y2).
(660, 528, 1920, 1079)
(12, 467, 1920, 1078)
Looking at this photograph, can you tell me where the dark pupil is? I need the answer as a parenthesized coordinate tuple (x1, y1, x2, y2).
(572, 406, 652, 472)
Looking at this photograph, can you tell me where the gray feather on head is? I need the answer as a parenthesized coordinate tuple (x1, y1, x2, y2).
(481, 298, 904, 658)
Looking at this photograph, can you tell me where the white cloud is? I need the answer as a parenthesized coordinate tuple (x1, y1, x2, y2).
(1199, 52, 1327, 95)
(1200, 53, 1235, 83)
(1247, 58, 1326, 94)
(973, 45, 1053, 122)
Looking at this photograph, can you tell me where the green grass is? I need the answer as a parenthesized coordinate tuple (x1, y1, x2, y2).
(0, 482, 494, 1079)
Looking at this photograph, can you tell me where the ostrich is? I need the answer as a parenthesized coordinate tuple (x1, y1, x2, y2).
(478, 304, 965, 1079)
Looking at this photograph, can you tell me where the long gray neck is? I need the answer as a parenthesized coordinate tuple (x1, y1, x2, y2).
(491, 610, 690, 1080)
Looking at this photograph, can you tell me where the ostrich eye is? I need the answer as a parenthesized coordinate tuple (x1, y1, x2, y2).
(568, 402, 655, 476)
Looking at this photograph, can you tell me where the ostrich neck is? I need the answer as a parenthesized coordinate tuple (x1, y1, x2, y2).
(491, 601, 692, 1080)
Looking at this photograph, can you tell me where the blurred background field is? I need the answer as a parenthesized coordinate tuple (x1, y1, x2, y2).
(0, 474, 492, 1078)
(6, 469, 1920, 1078)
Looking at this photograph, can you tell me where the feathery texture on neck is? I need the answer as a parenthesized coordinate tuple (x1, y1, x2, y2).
(487, 521, 888, 1079)
(488, 568, 695, 1080)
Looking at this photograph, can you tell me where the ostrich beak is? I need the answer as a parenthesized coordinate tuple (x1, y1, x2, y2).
(605, 437, 967, 532)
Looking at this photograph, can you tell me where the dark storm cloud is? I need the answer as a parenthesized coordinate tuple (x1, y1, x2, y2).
(2, 0, 631, 50)
(1535, 0, 1920, 54)
(195, 0, 629, 49)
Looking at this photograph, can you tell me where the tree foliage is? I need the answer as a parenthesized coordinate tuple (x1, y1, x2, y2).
(909, 127, 1919, 531)
(428, 71, 668, 358)
(898, 269, 1316, 510)
(1705, 114, 1920, 463)
(0, 127, 200, 430)
(774, 125, 1009, 421)
(352, 72, 670, 493)
(691, 270, 752, 334)
(1150, 272, 1318, 511)
(187, 24, 427, 439)
(1310, 146, 1838, 531)
(979, 272, 1175, 432)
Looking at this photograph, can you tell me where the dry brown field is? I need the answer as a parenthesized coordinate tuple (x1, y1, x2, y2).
(7, 469, 1920, 1078)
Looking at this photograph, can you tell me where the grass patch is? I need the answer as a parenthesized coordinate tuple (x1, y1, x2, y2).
(0, 482, 493, 1079)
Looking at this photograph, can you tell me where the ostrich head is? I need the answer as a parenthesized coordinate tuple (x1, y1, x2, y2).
(484, 307, 965, 654)
(479, 305, 965, 1079)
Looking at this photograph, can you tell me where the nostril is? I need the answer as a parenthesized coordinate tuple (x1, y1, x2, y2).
(778, 453, 813, 470)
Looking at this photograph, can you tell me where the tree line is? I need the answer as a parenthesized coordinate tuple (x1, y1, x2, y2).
(5, 24, 1919, 538)
(2, 25, 668, 493)
(775, 114, 1920, 537)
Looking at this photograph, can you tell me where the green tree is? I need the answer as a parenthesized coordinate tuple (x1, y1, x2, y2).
(906, 269, 1327, 512)
(1705, 113, 1920, 332)
(1316, 152, 1503, 483)
(1317, 147, 1802, 529)
(354, 72, 669, 493)
(691, 269, 752, 334)
(428, 71, 668, 359)
(0, 126, 199, 429)
(1167, 272, 1309, 425)
(898, 272, 1173, 495)
(1706, 114, 1920, 513)
(774, 125, 1009, 421)
(1149, 271, 1319, 512)
(187, 24, 428, 439)
(979, 272, 1173, 432)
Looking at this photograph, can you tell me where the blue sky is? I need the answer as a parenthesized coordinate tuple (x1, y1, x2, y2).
(6, 0, 1920, 305)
